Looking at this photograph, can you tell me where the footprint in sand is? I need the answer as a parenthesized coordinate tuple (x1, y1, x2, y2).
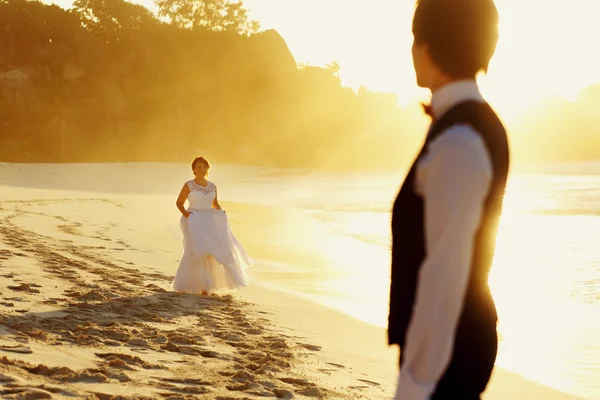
(127, 338, 149, 347)
(318, 368, 337, 374)
(199, 350, 228, 359)
(0, 373, 20, 383)
(94, 352, 163, 370)
(348, 385, 371, 390)
(0, 215, 359, 400)
(1, 358, 111, 384)
(155, 377, 213, 386)
(7, 283, 40, 293)
(157, 385, 212, 395)
(0, 249, 14, 258)
(358, 378, 381, 386)
(272, 388, 295, 398)
(1, 387, 57, 398)
(4, 296, 30, 303)
(279, 377, 312, 387)
(299, 343, 322, 351)
(0, 345, 33, 354)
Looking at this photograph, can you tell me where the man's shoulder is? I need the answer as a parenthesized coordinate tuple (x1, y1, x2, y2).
(428, 125, 492, 172)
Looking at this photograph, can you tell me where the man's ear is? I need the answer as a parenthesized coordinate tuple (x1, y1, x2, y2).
(421, 44, 434, 69)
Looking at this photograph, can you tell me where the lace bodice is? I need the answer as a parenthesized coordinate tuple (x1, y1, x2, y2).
(187, 180, 215, 194)
(186, 180, 216, 211)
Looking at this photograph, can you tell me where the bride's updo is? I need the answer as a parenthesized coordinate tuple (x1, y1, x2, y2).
(192, 156, 210, 174)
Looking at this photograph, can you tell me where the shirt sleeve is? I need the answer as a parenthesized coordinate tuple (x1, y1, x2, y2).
(394, 124, 493, 400)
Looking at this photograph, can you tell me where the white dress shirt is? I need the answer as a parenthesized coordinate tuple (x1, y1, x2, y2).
(394, 80, 493, 400)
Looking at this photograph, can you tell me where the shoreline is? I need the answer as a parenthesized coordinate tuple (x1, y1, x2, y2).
(241, 281, 586, 400)
(217, 198, 589, 400)
(0, 162, 590, 399)
(0, 190, 375, 399)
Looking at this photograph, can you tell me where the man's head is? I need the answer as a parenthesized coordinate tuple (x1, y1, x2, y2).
(412, 0, 499, 90)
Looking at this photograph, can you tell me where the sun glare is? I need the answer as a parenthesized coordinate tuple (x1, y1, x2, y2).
(477, 1, 600, 120)
(45, 0, 600, 117)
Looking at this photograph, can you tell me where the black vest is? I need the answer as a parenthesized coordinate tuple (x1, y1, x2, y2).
(388, 101, 509, 349)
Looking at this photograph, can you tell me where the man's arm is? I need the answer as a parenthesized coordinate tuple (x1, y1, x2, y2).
(394, 125, 492, 400)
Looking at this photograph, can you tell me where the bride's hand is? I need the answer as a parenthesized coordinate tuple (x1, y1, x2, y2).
(183, 211, 191, 218)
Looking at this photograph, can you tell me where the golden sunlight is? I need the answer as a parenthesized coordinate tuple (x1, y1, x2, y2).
(5, 0, 600, 397)
(46, 0, 600, 116)
(488, 209, 592, 394)
(244, 0, 600, 115)
(486, 173, 600, 397)
(480, 1, 600, 120)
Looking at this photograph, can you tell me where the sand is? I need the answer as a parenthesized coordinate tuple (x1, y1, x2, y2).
(0, 162, 585, 399)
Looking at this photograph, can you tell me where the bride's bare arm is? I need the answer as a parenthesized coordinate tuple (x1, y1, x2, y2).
(212, 187, 223, 211)
(176, 183, 191, 217)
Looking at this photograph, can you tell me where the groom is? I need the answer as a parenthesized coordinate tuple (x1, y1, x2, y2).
(388, 0, 509, 399)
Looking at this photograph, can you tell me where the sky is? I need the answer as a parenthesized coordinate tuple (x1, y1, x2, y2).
(44, 0, 600, 120)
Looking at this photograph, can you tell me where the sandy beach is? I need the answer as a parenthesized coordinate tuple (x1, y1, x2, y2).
(0, 162, 586, 399)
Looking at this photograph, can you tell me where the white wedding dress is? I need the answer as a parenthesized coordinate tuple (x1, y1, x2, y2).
(172, 180, 252, 294)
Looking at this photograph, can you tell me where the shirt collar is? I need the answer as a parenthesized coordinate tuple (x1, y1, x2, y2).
(430, 80, 485, 120)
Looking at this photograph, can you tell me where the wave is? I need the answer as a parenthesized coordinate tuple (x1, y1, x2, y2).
(532, 208, 600, 217)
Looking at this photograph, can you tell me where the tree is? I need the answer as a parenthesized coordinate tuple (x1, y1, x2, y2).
(0, 0, 422, 168)
(154, 0, 259, 35)
(73, 0, 160, 42)
(326, 61, 341, 78)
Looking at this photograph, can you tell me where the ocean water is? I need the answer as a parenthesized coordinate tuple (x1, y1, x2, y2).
(216, 163, 600, 399)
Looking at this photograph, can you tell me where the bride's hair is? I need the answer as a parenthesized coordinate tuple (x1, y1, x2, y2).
(192, 157, 210, 174)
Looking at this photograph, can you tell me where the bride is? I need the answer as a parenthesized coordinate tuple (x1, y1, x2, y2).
(172, 156, 252, 295)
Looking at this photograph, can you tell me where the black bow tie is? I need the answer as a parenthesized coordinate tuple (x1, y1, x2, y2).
(422, 103, 434, 118)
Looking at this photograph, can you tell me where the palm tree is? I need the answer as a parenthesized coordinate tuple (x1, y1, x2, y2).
(326, 61, 341, 78)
